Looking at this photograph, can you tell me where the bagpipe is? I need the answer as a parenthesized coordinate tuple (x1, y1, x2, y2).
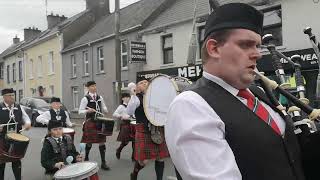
(256, 31, 320, 180)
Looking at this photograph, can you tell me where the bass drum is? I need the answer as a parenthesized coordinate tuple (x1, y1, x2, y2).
(143, 74, 192, 126)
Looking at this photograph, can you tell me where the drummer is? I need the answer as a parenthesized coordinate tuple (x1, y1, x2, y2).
(0, 88, 31, 180)
(41, 120, 82, 180)
(36, 97, 73, 127)
(127, 80, 169, 180)
(78, 81, 110, 170)
(113, 93, 135, 161)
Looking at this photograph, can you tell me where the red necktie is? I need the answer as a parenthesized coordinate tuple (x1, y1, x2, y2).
(237, 89, 281, 135)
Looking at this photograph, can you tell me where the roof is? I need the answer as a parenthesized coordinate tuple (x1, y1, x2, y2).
(64, 0, 169, 52)
(0, 10, 88, 58)
(22, 10, 88, 50)
(142, 0, 281, 33)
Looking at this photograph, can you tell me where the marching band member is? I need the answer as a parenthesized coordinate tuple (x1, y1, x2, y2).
(36, 97, 73, 127)
(127, 80, 169, 180)
(78, 81, 110, 170)
(166, 3, 306, 180)
(0, 88, 31, 180)
(113, 93, 135, 161)
(41, 120, 81, 180)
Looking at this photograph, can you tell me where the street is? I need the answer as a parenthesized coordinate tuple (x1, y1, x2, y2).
(3, 120, 177, 180)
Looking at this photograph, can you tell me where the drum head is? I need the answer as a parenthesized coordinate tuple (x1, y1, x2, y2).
(54, 162, 99, 180)
(63, 128, 75, 133)
(6, 133, 29, 142)
(144, 74, 180, 126)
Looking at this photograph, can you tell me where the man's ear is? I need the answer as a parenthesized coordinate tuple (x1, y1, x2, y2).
(206, 39, 220, 59)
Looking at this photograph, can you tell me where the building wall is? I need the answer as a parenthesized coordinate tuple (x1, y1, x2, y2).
(282, 0, 320, 51)
(3, 53, 24, 102)
(142, 22, 194, 71)
(24, 36, 62, 98)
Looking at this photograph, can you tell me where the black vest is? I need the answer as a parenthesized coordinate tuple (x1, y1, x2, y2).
(45, 135, 73, 174)
(85, 94, 101, 120)
(49, 109, 67, 127)
(189, 77, 305, 180)
(0, 103, 23, 136)
(134, 93, 149, 128)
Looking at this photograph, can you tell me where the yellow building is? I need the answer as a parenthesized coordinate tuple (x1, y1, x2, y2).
(24, 35, 62, 97)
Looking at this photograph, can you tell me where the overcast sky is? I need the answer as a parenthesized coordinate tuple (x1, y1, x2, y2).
(0, 0, 140, 53)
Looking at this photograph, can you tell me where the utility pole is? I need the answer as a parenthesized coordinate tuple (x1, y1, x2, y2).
(115, 0, 121, 106)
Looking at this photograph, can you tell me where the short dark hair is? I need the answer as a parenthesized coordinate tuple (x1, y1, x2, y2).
(201, 29, 234, 65)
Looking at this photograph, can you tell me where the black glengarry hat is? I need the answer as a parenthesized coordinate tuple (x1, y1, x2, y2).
(204, 3, 264, 39)
(1, 88, 15, 95)
(86, 81, 96, 87)
(48, 120, 63, 131)
(50, 97, 61, 103)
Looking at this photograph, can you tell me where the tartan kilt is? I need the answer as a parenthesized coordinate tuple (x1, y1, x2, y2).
(134, 124, 169, 161)
(81, 120, 106, 143)
(117, 121, 135, 142)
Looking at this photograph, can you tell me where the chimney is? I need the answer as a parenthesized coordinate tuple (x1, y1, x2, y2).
(86, 0, 110, 14)
(13, 35, 20, 44)
(24, 27, 41, 41)
(47, 13, 67, 29)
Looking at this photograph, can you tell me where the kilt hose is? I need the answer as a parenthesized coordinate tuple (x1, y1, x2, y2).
(117, 120, 135, 143)
(134, 123, 169, 161)
(81, 119, 106, 143)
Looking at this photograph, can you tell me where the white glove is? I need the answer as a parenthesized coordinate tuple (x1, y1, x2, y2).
(54, 162, 65, 169)
(128, 82, 136, 95)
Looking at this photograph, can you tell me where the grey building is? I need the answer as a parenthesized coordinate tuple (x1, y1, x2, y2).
(136, 0, 281, 80)
(61, 0, 172, 115)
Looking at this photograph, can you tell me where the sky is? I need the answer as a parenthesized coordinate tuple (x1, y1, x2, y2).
(0, 0, 140, 53)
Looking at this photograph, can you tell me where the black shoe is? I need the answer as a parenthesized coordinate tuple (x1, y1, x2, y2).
(116, 149, 121, 159)
(101, 162, 110, 170)
(130, 173, 137, 180)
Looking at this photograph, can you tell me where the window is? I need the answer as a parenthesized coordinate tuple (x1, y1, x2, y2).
(29, 59, 33, 79)
(83, 51, 89, 76)
(0, 63, 4, 79)
(72, 87, 79, 109)
(198, 26, 205, 59)
(162, 34, 173, 64)
(18, 61, 22, 81)
(48, 51, 54, 74)
(97, 47, 104, 72)
(71, 55, 76, 77)
(49, 85, 54, 96)
(12, 63, 16, 82)
(263, 7, 282, 46)
(38, 56, 43, 77)
(121, 41, 128, 68)
(30, 88, 36, 96)
(6, 65, 10, 83)
(18, 90, 23, 103)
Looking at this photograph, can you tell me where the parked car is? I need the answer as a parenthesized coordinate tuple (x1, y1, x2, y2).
(20, 97, 69, 127)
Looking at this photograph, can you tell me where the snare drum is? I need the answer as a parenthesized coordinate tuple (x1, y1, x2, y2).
(0, 133, 30, 163)
(63, 128, 75, 141)
(144, 74, 192, 126)
(96, 117, 115, 136)
(54, 161, 99, 180)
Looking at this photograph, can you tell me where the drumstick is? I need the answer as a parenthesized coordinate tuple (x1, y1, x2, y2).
(19, 128, 26, 133)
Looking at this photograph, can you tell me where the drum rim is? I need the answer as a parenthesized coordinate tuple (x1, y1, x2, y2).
(6, 133, 29, 142)
(143, 74, 183, 126)
(54, 161, 99, 179)
(62, 128, 75, 133)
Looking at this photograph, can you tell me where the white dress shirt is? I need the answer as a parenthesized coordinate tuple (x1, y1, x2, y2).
(36, 109, 72, 127)
(126, 95, 140, 116)
(165, 71, 286, 180)
(113, 104, 129, 119)
(3, 102, 31, 125)
(78, 93, 108, 115)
